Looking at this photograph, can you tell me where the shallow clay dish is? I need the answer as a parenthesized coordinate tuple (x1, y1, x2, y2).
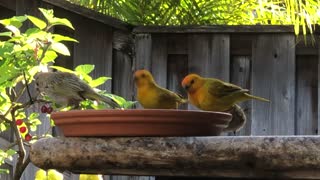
(51, 109, 232, 137)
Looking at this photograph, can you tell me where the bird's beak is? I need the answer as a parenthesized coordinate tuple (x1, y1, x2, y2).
(183, 84, 190, 91)
(133, 76, 138, 82)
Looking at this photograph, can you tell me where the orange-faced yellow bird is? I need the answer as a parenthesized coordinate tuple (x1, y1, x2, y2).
(134, 69, 187, 109)
(181, 74, 269, 112)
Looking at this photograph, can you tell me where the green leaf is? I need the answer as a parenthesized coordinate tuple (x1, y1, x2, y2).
(41, 50, 58, 63)
(75, 64, 94, 75)
(0, 32, 12, 37)
(0, 169, 9, 174)
(51, 42, 70, 56)
(52, 34, 78, 42)
(27, 15, 47, 29)
(5, 25, 20, 35)
(90, 77, 111, 87)
(0, 16, 27, 28)
(51, 17, 74, 30)
(25, 28, 41, 35)
(0, 123, 7, 132)
(50, 66, 75, 74)
(39, 8, 54, 23)
(6, 149, 16, 156)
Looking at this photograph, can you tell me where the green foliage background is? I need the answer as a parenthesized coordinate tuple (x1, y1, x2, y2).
(67, 0, 320, 35)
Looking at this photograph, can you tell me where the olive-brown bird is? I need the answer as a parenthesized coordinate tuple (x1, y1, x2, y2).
(225, 104, 247, 133)
(134, 69, 187, 109)
(35, 71, 120, 108)
(181, 74, 269, 112)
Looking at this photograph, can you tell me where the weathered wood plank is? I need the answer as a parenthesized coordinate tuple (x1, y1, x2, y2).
(151, 34, 168, 88)
(0, 0, 15, 11)
(231, 56, 252, 136)
(167, 55, 188, 110)
(113, 50, 134, 101)
(230, 35, 253, 56)
(73, 18, 113, 92)
(42, 0, 131, 31)
(133, 25, 320, 34)
(187, 34, 209, 75)
(167, 34, 188, 55)
(31, 136, 320, 179)
(134, 34, 152, 70)
(296, 56, 318, 135)
(208, 34, 230, 81)
(188, 34, 230, 78)
(251, 34, 295, 135)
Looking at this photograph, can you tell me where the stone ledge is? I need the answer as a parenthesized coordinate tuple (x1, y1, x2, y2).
(30, 136, 320, 179)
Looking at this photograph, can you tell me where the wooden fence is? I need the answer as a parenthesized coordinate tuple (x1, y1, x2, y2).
(133, 27, 320, 137)
(0, 0, 320, 179)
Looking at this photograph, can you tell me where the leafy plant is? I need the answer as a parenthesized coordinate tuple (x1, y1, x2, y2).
(0, 8, 133, 179)
(67, 0, 320, 36)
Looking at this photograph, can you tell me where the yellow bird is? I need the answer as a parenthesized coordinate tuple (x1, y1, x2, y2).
(181, 74, 269, 112)
(134, 69, 187, 109)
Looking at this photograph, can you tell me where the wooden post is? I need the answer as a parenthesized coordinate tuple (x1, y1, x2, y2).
(251, 34, 295, 135)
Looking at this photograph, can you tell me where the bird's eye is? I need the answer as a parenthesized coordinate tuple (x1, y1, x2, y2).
(141, 74, 146, 78)
(190, 79, 195, 84)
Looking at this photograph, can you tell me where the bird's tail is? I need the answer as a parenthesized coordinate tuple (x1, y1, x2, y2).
(100, 95, 121, 109)
(245, 93, 270, 102)
(90, 93, 121, 109)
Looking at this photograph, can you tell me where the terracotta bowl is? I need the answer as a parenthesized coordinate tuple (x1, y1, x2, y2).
(51, 109, 232, 137)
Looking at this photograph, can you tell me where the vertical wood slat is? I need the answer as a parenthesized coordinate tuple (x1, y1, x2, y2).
(112, 50, 134, 101)
(208, 34, 230, 81)
(187, 34, 230, 109)
(167, 55, 189, 109)
(73, 18, 113, 92)
(133, 34, 152, 109)
(295, 56, 318, 135)
(151, 34, 168, 88)
(251, 34, 295, 135)
(231, 56, 252, 136)
(134, 34, 152, 70)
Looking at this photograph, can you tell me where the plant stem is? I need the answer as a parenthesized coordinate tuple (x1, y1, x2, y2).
(11, 113, 26, 180)
(22, 71, 33, 104)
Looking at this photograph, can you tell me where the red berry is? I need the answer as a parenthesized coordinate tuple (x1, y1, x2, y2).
(41, 105, 48, 113)
(25, 134, 32, 141)
(16, 119, 23, 126)
(46, 107, 53, 114)
(19, 127, 27, 133)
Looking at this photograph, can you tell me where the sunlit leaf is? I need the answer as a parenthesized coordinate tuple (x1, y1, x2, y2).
(90, 77, 111, 87)
(0, 32, 12, 37)
(50, 66, 75, 74)
(27, 15, 47, 29)
(41, 50, 58, 63)
(75, 64, 95, 75)
(51, 42, 70, 56)
(53, 34, 78, 42)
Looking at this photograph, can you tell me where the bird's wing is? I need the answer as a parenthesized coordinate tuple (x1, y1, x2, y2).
(52, 73, 85, 94)
(157, 87, 186, 103)
(208, 79, 248, 98)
